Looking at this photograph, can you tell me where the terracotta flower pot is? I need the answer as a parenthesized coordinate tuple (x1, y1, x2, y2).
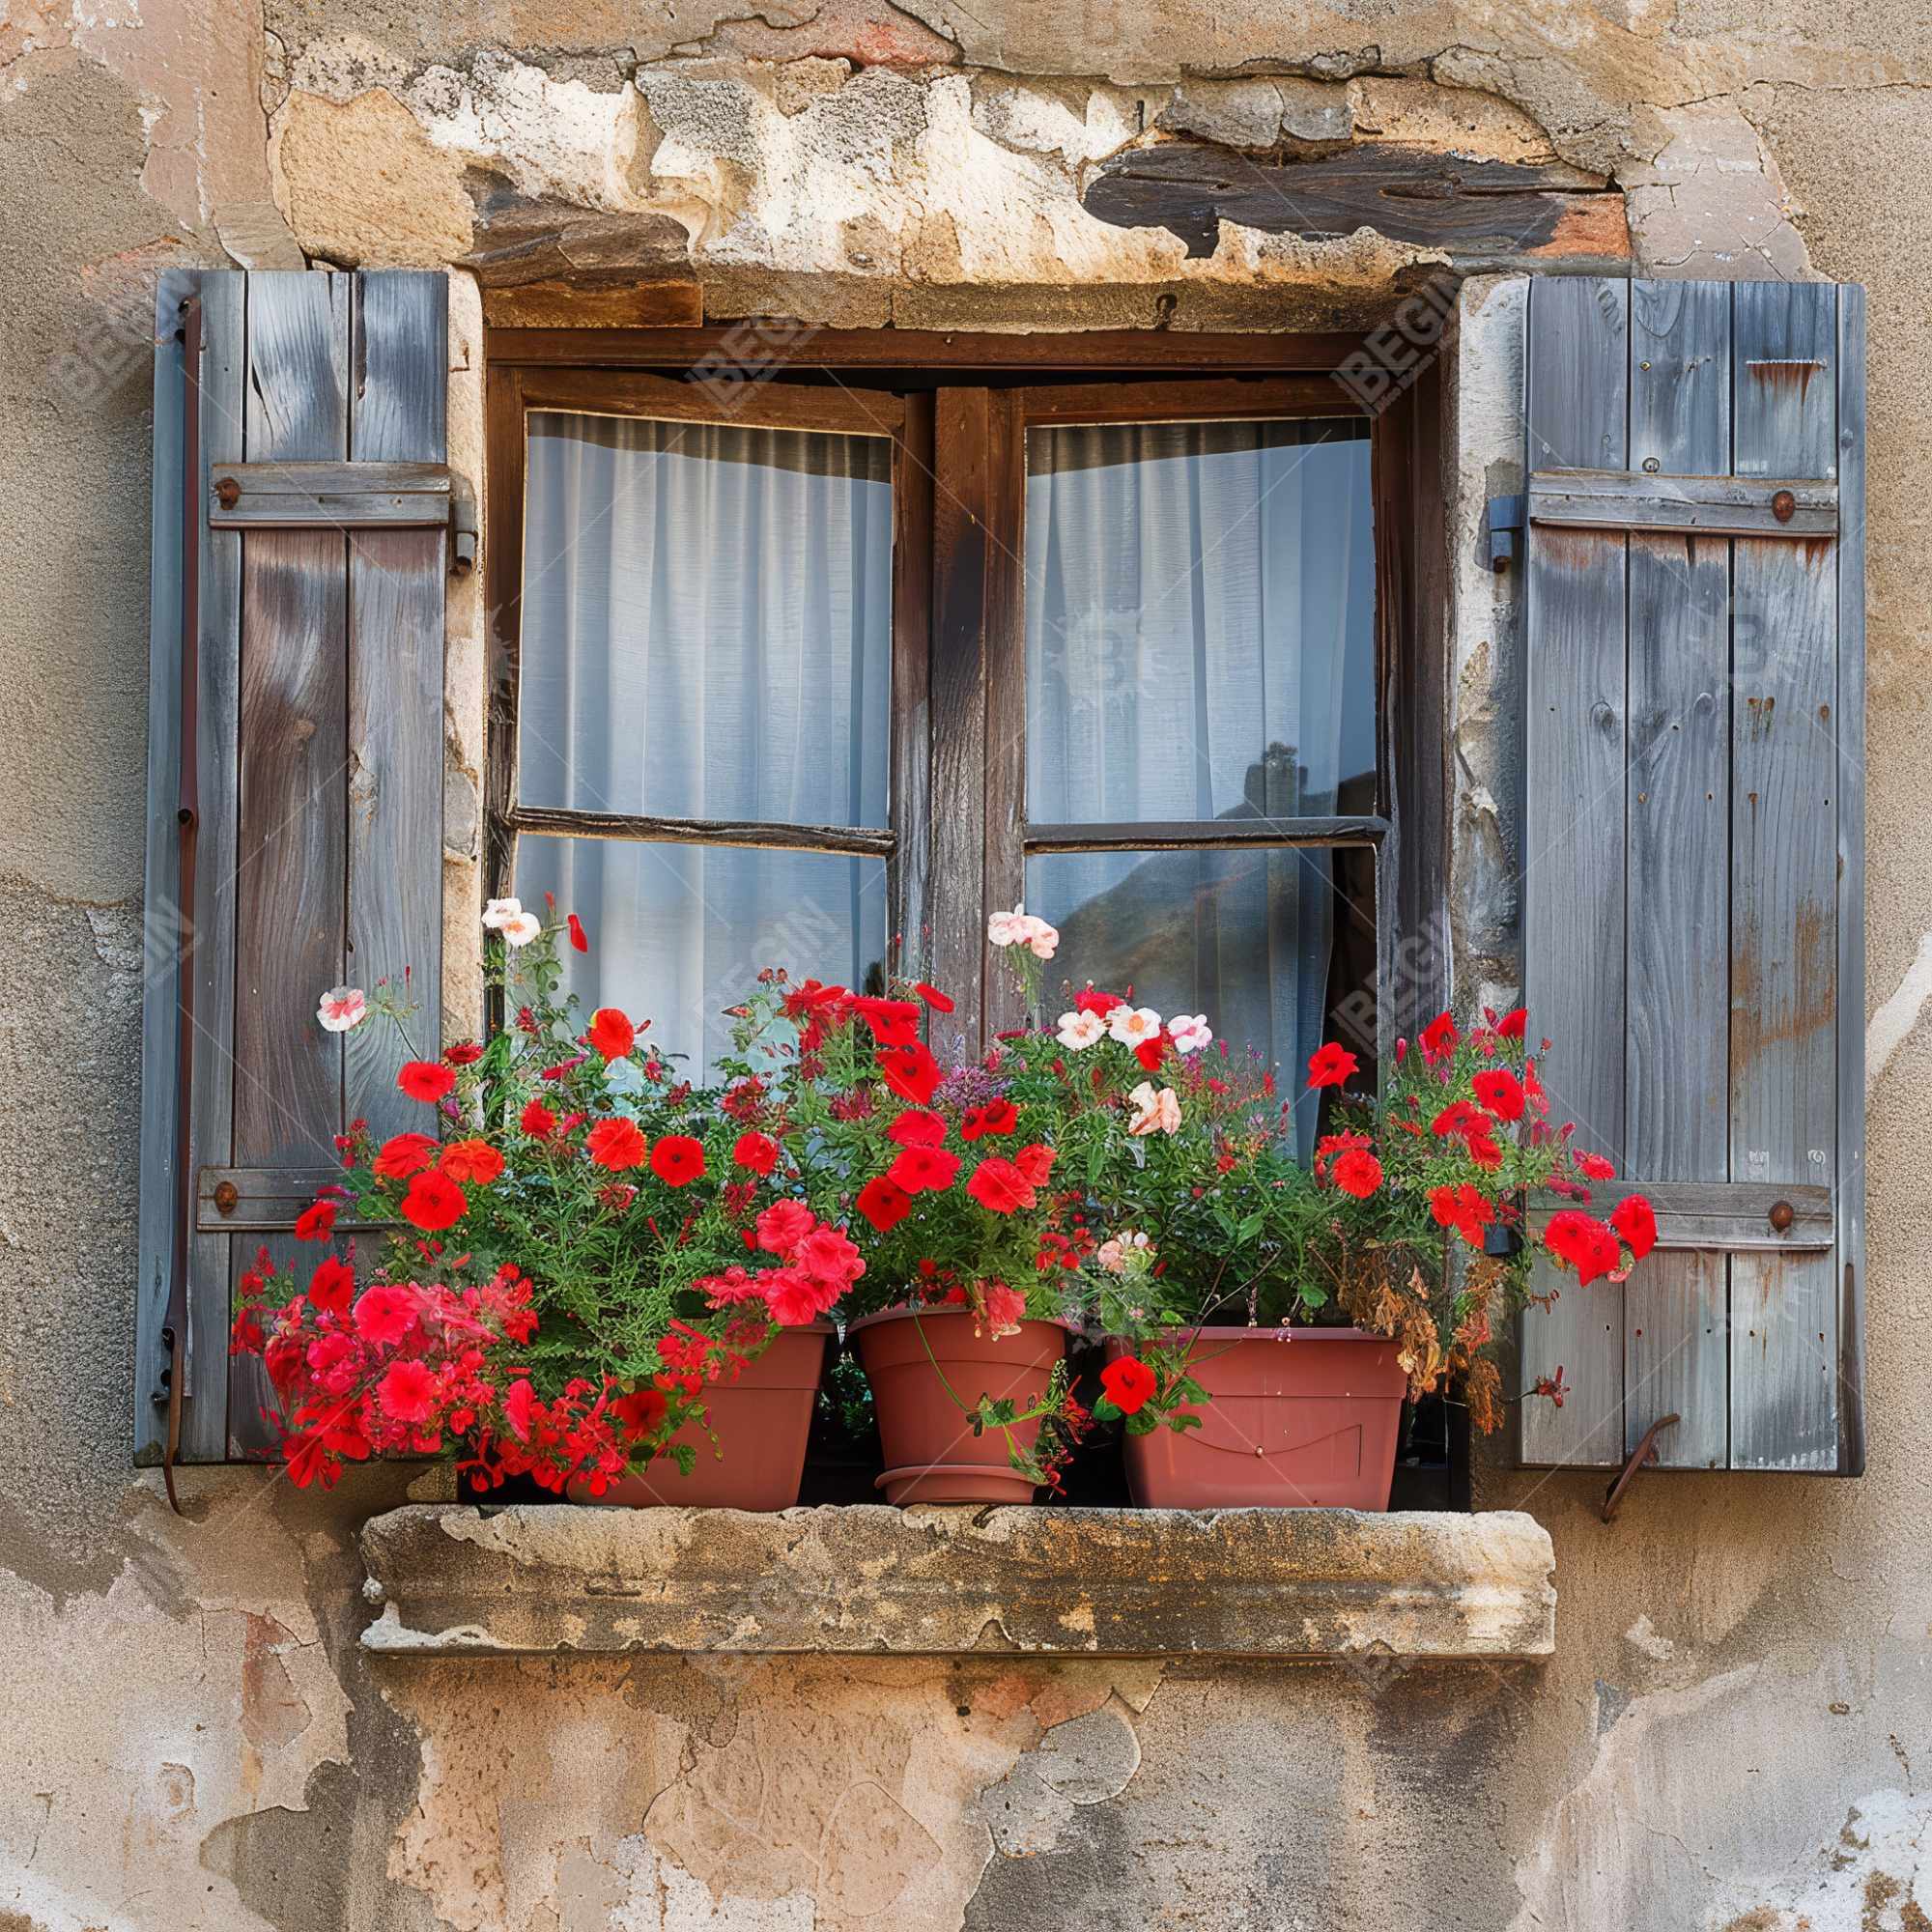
(571, 1322, 830, 1511)
(851, 1306, 1068, 1505)
(1106, 1327, 1407, 1511)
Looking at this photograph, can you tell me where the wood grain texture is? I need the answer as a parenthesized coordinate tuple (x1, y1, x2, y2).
(1528, 469, 1836, 537)
(1528, 1179, 1832, 1249)
(135, 270, 196, 1463)
(1623, 276, 1732, 1469)
(517, 367, 905, 437)
(1834, 286, 1868, 1476)
(182, 272, 248, 1463)
(348, 270, 446, 1136)
(980, 392, 1028, 1040)
(1729, 281, 1841, 1470)
(1025, 816, 1387, 852)
(1520, 276, 1629, 1469)
(890, 394, 935, 967)
(230, 270, 352, 1454)
(504, 804, 895, 857)
(481, 279, 702, 329)
(1017, 376, 1361, 425)
(209, 460, 452, 527)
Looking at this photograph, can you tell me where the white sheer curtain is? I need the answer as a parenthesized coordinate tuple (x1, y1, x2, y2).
(1022, 419, 1376, 1151)
(514, 411, 894, 1072)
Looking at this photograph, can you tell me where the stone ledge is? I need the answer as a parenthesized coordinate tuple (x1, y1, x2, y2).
(359, 1505, 1555, 1662)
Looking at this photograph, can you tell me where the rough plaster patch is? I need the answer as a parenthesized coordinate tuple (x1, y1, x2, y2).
(1866, 930, 1932, 1096)
(1707, 1788, 1932, 1930)
(976, 1702, 1143, 1855)
(1623, 101, 1811, 278)
(1625, 1612, 1677, 1662)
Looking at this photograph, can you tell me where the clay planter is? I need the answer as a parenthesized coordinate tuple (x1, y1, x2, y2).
(1106, 1327, 1407, 1511)
(571, 1322, 830, 1511)
(851, 1306, 1068, 1505)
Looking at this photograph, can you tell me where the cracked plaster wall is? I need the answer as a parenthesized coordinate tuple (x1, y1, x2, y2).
(5, 0, 1932, 1926)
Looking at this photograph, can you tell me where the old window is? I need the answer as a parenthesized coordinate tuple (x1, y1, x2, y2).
(486, 355, 1415, 1114)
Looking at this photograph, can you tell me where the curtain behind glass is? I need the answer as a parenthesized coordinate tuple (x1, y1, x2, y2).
(1023, 418, 1375, 1153)
(515, 412, 894, 1074)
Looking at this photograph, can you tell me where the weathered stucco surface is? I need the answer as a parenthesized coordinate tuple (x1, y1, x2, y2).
(4, 0, 1932, 1925)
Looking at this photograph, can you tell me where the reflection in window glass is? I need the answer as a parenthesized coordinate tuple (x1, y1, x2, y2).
(1025, 418, 1376, 827)
(517, 835, 889, 1080)
(1025, 843, 1377, 1156)
(519, 411, 894, 827)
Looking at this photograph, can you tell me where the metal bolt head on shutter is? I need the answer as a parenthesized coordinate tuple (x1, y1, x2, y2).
(135, 270, 452, 1468)
(1516, 276, 1865, 1477)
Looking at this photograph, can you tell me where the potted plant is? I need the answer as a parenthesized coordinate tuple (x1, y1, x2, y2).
(230, 903, 850, 1507)
(962, 961, 1657, 1509)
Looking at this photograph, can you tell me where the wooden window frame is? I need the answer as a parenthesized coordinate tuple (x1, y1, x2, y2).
(483, 328, 1448, 1057)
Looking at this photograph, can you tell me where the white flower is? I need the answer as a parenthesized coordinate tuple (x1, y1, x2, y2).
(1169, 1012, 1213, 1055)
(1126, 1082, 1182, 1137)
(987, 903, 1027, 950)
(1056, 1009, 1105, 1051)
(1096, 1230, 1152, 1274)
(499, 910, 542, 948)
(1107, 1005, 1162, 1047)
(483, 896, 524, 931)
(316, 985, 368, 1034)
(1021, 916, 1059, 961)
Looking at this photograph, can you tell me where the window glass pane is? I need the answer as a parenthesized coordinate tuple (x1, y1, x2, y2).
(1025, 843, 1377, 1156)
(516, 835, 889, 1080)
(1024, 418, 1375, 826)
(518, 410, 894, 828)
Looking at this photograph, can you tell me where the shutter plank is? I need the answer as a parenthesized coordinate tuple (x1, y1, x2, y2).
(181, 273, 248, 1463)
(1729, 282, 1841, 1469)
(1624, 279, 1733, 1468)
(229, 271, 353, 1454)
(347, 271, 447, 1135)
(1834, 287, 1868, 1475)
(1520, 277, 1629, 1467)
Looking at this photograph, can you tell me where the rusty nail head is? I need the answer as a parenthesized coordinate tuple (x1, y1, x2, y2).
(213, 1179, 240, 1216)
(1772, 489, 1796, 523)
(214, 475, 242, 509)
(1768, 1199, 1795, 1233)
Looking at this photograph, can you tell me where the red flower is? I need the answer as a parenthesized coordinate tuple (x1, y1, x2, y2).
(307, 1255, 355, 1320)
(293, 1200, 336, 1242)
(1433, 1100, 1485, 1139)
(567, 912, 589, 953)
(887, 1109, 947, 1149)
(440, 1138, 503, 1185)
(372, 1131, 439, 1179)
(857, 1176, 912, 1234)
(1099, 1355, 1157, 1417)
(612, 1386, 668, 1438)
(501, 1378, 536, 1443)
(585, 1117, 647, 1171)
(966, 1157, 1036, 1215)
(1611, 1192, 1658, 1261)
(1134, 1037, 1166, 1072)
(651, 1135, 706, 1187)
(586, 1007, 636, 1062)
(444, 1041, 484, 1065)
(1429, 1183, 1493, 1248)
(1420, 1012, 1460, 1061)
(1074, 988, 1124, 1017)
(756, 1200, 815, 1256)
(521, 1099, 557, 1139)
(377, 1358, 438, 1425)
(354, 1284, 418, 1347)
(876, 1042, 942, 1106)
(1014, 1143, 1055, 1188)
(1544, 1210, 1622, 1288)
(915, 981, 954, 1013)
(1332, 1148, 1383, 1199)
(1496, 1007, 1528, 1041)
(400, 1170, 467, 1233)
(1306, 1041, 1359, 1089)
(960, 1099, 1018, 1141)
(1471, 1067, 1525, 1122)
(853, 995, 923, 1047)
(887, 1145, 960, 1194)
(398, 1060, 456, 1105)
(1466, 1133, 1504, 1172)
(733, 1131, 779, 1176)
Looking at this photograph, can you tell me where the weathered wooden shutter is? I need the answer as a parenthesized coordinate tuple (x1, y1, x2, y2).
(136, 270, 452, 1466)
(1517, 277, 1865, 1475)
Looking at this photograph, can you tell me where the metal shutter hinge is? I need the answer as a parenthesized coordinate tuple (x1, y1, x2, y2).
(1484, 493, 1525, 572)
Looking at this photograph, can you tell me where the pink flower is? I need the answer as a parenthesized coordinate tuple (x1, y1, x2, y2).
(755, 1200, 816, 1257)
(316, 986, 368, 1034)
(977, 1282, 1028, 1338)
(1126, 1082, 1181, 1137)
(377, 1358, 437, 1424)
(353, 1284, 419, 1348)
(1168, 1012, 1213, 1055)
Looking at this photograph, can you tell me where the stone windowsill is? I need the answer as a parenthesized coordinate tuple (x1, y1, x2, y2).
(358, 1504, 1555, 1662)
